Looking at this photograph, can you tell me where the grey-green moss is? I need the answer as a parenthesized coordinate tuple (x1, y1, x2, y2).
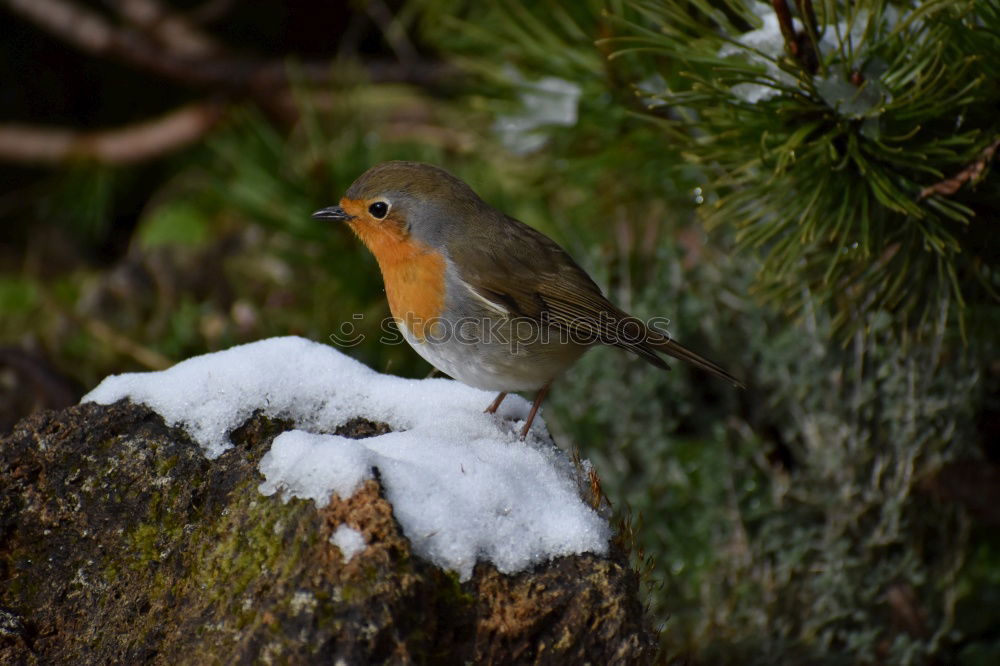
(1, 401, 654, 664)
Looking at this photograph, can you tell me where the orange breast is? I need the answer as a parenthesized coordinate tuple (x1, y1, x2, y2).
(342, 201, 445, 342)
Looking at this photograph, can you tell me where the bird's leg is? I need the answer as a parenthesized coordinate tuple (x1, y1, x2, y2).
(519, 382, 552, 440)
(484, 392, 508, 414)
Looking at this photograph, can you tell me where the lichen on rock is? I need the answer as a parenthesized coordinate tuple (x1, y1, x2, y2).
(1, 400, 655, 663)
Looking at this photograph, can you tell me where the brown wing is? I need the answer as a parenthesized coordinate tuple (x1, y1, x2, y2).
(447, 214, 746, 388)
(446, 214, 672, 371)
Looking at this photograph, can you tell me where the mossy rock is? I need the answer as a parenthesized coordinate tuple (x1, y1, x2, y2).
(0, 401, 654, 664)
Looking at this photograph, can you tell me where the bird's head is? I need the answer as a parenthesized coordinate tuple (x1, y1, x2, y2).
(312, 161, 488, 252)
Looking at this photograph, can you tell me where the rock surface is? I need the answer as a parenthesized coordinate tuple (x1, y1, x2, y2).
(0, 401, 654, 664)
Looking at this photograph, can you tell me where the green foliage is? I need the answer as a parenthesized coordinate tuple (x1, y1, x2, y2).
(3, 0, 998, 662)
(419, 0, 1000, 338)
(410, 0, 1000, 662)
(34, 165, 118, 244)
(549, 236, 994, 664)
(138, 201, 211, 248)
(0, 276, 38, 317)
(608, 0, 1000, 335)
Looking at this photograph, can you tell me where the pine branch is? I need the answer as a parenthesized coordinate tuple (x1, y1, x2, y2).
(918, 136, 1000, 200)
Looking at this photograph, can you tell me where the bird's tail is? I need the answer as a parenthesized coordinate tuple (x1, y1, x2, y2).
(648, 336, 746, 389)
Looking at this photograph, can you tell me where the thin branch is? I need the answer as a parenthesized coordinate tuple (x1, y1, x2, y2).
(36, 289, 174, 370)
(186, 0, 236, 25)
(3, 0, 452, 92)
(82, 317, 173, 370)
(772, 0, 820, 73)
(793, 0, 822, 74)
(794, 0, 817, 35)
(364, 0, 420, 63)
(0, 103, 225, 165)
(5, 0, 116, 53)
(0, 0, 455, 166)
(918, 137, 1000, 200)
(3, 0, 283, 90)
(772, 0, 799, 57)
(104, 0, 218, 56)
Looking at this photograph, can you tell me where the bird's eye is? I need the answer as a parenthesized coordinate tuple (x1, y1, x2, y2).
(368, 201, 389, 219)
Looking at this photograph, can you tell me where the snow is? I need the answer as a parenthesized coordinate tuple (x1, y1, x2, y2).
(82, 336, 610, 581)
(258, 430, 372, 504)
(494, 64, 582, 154)
(720, 2, 899, 105)
(329, 525, 366, 562)
(718, 3, 800, 104)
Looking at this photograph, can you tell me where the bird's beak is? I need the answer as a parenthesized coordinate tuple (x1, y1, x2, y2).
(312, 205, 354, 222)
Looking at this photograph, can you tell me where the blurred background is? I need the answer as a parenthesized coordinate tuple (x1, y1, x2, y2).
(1, 0, 998, 663)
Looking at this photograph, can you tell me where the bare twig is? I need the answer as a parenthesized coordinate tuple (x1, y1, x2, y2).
(773, 0, 819, 73)
(337, 11, 371, 59)
(36, 289, 174, 370)
(794, 0, 821, 73)
(104, 0, 218, 56)
(364, 0, 420, 63)
(3, 0, 451, 93)
(0, 103, 225, 165)
(794, 0, 817, 34)
(186, 0, 236, 25)
(5, 0, 117, 53)
(3, 0, 289, 91)
(82, 317, 173, 370)
(772, 0, 799, 57)
(918, 137, 1000, 200)
(0, 0, 456, 166)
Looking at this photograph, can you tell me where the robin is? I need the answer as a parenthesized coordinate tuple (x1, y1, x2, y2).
(313, 161, 744, 439)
